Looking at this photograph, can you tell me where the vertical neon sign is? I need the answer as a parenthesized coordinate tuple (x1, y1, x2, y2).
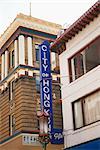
(39, 41, 53, 137)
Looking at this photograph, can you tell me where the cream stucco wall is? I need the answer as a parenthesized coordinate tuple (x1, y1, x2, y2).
(59, 15, 100, 148)
(0, 133, 63, 150)
(0, 13, 62, 50)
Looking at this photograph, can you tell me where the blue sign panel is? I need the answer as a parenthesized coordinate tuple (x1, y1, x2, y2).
(39, 41, 53, 136)
(39, 41, 64, 144)
(65, 139, 100, 150)
(51, 128, 64, 144)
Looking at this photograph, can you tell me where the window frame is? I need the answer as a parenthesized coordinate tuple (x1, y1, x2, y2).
(69, 36, 100, 82)
(72, 99, 85, 130)
(72, 89, 100, 130)
(9, 79, 15, 101)
(35, 44, 40, 62)
(9, 114, 15, 136)
(35, 74, 40, 93)
(10, 50, 15, 68)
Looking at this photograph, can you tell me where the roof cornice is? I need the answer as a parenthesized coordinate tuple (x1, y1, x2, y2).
(0, 13, 62, 50)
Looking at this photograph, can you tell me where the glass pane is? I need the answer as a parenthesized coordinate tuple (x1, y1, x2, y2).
(79, 53, 84, 76)
(74, 101, 83, 129)
(36, 76, 40, 93)
(69, 37, 100, 82)
(35, 45, 39, 62)
(74, 55, 79, 79)
(71, 53, 84, 81)
(86, 37, 100, 72)
(83, 91, 100, 125)
(12, 50, 15, 67)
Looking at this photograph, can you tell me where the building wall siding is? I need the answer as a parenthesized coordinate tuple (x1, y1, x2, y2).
(0, 76, 63, 143)
(52, 81, 62, 129)
(59, 15, 100, 149)
(0, 90, 10, 142)
(14, 77, 37, 132)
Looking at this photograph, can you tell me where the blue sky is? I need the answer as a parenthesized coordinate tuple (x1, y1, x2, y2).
(0, 0, 97, 35)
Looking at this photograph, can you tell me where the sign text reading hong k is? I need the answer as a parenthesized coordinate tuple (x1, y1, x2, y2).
(39, 41, 53, 136)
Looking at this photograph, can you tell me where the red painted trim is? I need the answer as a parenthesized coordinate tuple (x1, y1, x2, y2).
(37, 111, 49, 117)
(39, 133, 49, 137)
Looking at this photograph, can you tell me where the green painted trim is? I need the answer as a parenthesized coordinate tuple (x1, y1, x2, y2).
(0, 130, 39, 144)
(21, 27, 57, 39)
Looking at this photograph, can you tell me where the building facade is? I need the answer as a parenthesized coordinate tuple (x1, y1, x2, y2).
(0, 13, 63, 150)
(51, 1, 100, 149)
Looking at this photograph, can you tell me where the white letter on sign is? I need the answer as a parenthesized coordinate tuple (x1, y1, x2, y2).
(42, 45, 47, 51)
(43, 80, 49, 87)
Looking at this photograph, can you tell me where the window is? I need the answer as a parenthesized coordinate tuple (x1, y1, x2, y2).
(10, 50, 15, 68)
(25, 71, 28, 76)
(83, 91, 100, 125)
(9, 114, 15, 135)
(73, 90, 100, 129)
(73, 101, 84, 129)
(36, 75, 40, 93)
(51, 52, 56, 70)
(69, 37, 100, 82)
(9, 80, 15, 101)
(35, 44, 40, 62)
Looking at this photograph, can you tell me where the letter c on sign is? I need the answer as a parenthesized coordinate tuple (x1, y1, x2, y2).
(42, 45, 47, 51)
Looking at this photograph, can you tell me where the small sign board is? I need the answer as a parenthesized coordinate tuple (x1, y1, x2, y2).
(51, 129, 64, 144)
(22, 134, 41, 146)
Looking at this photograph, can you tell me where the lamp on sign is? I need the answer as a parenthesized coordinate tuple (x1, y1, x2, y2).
(37, 108, 50, 150)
